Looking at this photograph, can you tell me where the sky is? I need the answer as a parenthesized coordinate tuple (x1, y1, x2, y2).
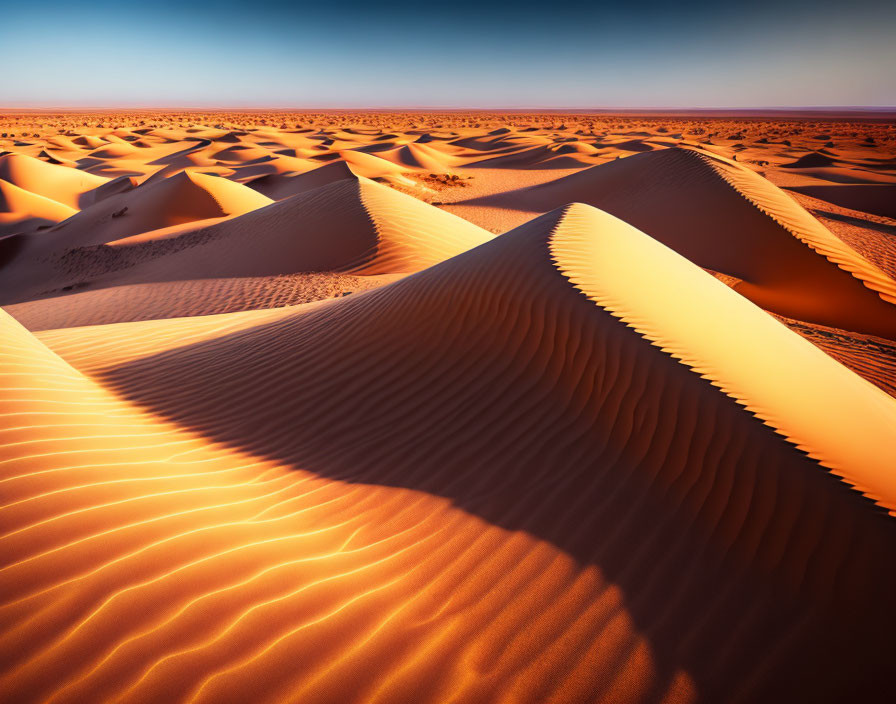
(1, 0, 894, 108)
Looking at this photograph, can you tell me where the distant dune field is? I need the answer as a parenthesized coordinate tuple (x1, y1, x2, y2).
(1, 111, 895, 703)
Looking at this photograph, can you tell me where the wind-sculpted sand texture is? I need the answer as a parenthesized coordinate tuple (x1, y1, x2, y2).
(788, 191, 896, 279)
(4, 273, 402, 330)
(0, 176, 490, 306)
(1, 111, 895, 703)
(463, 148, 896, 338)
(770, 315, 896, 397)
(2, 206, 895, 703)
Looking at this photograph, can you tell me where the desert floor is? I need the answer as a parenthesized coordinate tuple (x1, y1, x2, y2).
(1, 110, 895, 703)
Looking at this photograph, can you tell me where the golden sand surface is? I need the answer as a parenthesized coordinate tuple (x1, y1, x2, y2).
(1, 110, 895, 703)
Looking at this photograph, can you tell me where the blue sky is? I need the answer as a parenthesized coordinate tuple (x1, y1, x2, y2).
(1, 0, 894, 108)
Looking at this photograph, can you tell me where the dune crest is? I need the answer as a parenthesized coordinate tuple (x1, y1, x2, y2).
(0, 176, 490, 308)
(0, 179, 77, 235)
(8, 201, 893, 702)
(705, 151, 896, 307)
(0, 152, 108, 209)
(478, 147, 896, 338)
(39, 176, 490, 287)
(246, 161, 355, 200)
(551, 204, 896, 512)
(41, 170, 273, 249)
(353, 175, 493, 273)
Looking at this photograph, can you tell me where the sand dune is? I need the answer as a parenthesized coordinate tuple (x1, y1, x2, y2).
(785, 183, 896, 219)
(0, 152, 108, 209)
(72, 135, 108, 149)
(43, 203, 896, 513)
(86, 174, 139, 203)
(23, 170, 272, 250)
(37, 148, 79, 167)
(337, 149, 409, 178)
(2, 111, 896, 704)
(208, 144, 275, 164)
(0, 171, 275, 304)
(246, 161, 356, 200)
(466, 147, 896, 338)
(5, 273, 402, 329)
(0, 175, 491, 306)
(92, 175, 490, 280)
(772, 314, 896, 398)
(467, 144, 595, 169)
(86, 142, 140, 160)
(2, 203, 894, 704)
(46, 135, 82, 151)
(378, 143, 454, 172)
(226, 154, 316, 183)
(0, 179, 77, 236)
(781, 151, 837, 168)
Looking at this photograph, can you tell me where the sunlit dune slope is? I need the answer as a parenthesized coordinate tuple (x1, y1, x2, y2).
(472, 147, 896, 338)
(337, 150, 409, 179)
(0, 153, 108, 209)
(42, 203, 896, 513)
(378, 143, 454, 172)
(0, 179, 77, 236)
(0, 176, 492, 306)
(113, 174, 490, 277)
(3, 204, 894, 703)
(771, 315, 896, 399)
(15, 170, 273, 252)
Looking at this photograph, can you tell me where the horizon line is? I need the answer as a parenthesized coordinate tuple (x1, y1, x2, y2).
(2, 106, 895, 120)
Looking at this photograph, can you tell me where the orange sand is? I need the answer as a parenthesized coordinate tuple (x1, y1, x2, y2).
(1, 110, 895, 703)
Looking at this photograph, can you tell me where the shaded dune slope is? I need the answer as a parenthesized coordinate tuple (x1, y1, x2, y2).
(785, 183, 896, 220)
(6, 273, 402, 330)
(4, 204, 894, 703)
(246, 161, 356, 200)
(468, 147, 896, 338)
(466, 144, 594, 170)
